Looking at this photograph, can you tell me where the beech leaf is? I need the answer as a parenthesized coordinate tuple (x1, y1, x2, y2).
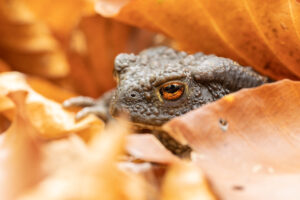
(0, 91, 43, 200)
(0, 72, 104, 139)
(0, 0, 69, 78)
(95, 0, 300, 80)
(164, 80, 300, 199)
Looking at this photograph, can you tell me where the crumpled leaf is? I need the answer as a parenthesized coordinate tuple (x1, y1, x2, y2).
(19, 120, 148, 200)
(0, 59, 10, 72)
(26, 76, 75, 103)
(23, 0, 94, 35)
(0, 76, 216, 199)
(0, 72, 104, 139)
(0, 91, 44, 200)
(0, 114, 10, 133)
(95, 0, 300, 80)
(161, 162, 216, 200)
(0, 0, 69, 78)
(41, 134, 89, 174)
(164, 80, 300, 199)
(0, 0, 155, 96)
(66, 14, 155, 97)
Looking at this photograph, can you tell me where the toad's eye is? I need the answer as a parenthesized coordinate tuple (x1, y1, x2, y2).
(159, 82, 185, 101)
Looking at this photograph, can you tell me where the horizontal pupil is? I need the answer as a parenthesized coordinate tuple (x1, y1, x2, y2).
(164, 84, 180, 93)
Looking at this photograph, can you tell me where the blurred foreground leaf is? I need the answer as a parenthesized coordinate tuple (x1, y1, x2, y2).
(0, 0, 69, 78)
(0, 91, 43, 200)
(0, 72, 104, 139)
(164, 80, 300, 200)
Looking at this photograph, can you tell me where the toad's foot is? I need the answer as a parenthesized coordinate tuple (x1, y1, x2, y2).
(63, 96, 110, 122)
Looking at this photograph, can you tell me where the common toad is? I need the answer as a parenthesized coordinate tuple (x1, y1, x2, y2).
(63, 46, 268, 154)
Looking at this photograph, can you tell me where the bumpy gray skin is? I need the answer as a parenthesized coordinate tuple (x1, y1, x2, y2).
(110, 46, 267, 126)
(63, 46, 268, 154)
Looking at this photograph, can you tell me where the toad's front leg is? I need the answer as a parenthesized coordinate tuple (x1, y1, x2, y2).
(63, 89, 115, 122)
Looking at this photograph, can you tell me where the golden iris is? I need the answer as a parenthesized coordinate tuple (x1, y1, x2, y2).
(159, 82, 184, 100)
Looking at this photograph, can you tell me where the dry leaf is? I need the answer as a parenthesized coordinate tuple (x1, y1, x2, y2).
(0, 114, 10, 133)
(95, 0, 300, 80)
(19, 120, 148, 200)
(0, 72, 104, 139)
(164, 80, 300, 199)
(0, 0, 69, 78)
(0, 91, 44, 200)
(65, 14, 155, 97)
(0, 59, 10, 72)
(23, 0, 95, 35)
(244, 0, 300, 78)
(126, 134, 180, 164)
(27, 76, 76, 103)
(161, 162, 216, 200)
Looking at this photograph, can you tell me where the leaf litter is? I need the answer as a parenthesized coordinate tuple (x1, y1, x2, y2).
(1, 0, 300, 199)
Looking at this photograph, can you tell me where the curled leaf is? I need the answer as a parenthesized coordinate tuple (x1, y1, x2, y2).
(0, 59, 10, 72)
(19, 120, 148, 200)
(66, 14, 155, 97)
(0, 0, 69, 78)
(27, 77, 76, 103)
(0, 91, 43, 200)
(164, 80, 300, 199)
(0, 72, 104, 139)
(96, 0, 300, 80)
(161, 161, 216, 200)
(23, 0, 95, 35)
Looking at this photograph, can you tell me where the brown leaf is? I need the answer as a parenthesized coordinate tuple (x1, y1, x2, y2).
(0, 91, 43, 200)
(126, 134, 180, 164)
(95, 0, 300, 80)
(243, 0, 300, 78)
(65, 14, 155, 97)
(23, 0, 95, 35)
(0, 0, 69, 78)
(0, 114, 10, 133)
(290, 0, 300, 41)
(0, 59, 10, 72)
(41, 134, 89, 174)
(164, 80, 300, 199)
(95, 0, 130, 17)
(27, 76, 76, 103)
(0, 72, 104, 139)
(19, 120, 148, 200)
(161, 161, 216, 200)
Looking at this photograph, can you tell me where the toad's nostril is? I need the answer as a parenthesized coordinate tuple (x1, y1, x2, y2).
(129, 91, 139, 99)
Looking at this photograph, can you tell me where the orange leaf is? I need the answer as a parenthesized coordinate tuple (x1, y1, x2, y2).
(19, 120, 148, 200)
(66, 14, 155, 96)
(23, 0, 95, 35)
(0, 91, 44, 200)
(0, 0, 69, 78)
(164, 80, 300, 199)
(0, 72, 104, 139)
(243, 0, 300, 78)
(161, 162, 216, 200)
(27, 76, 76, 103)
(95, 0, 300, 80)
(126, 134, 180, 164)
(0, 59, 10, 72)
